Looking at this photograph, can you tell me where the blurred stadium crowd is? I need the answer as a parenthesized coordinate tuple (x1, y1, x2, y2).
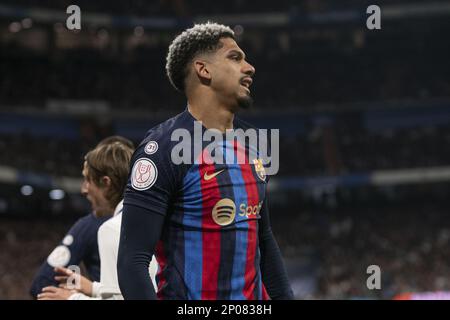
(275, 193, 450, 299)
(1, 0, 450, 299)
(1, 22, 449, 110)
(2, 186, 450, 299)
(2, 111, 450, 177)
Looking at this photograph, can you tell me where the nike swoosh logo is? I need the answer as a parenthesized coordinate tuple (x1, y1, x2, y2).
(204, 169, 225, 181)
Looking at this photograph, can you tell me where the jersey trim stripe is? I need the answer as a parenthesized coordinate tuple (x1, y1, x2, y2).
(236, 140, 260, 300)
(182, 167, 204, 299)
(199, 150, 222, 299)
(215, 143, 237, 299)
(227, 141, 248, 300)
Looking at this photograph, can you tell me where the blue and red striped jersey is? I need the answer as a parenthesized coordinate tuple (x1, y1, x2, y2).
(124, 109, 270, 300)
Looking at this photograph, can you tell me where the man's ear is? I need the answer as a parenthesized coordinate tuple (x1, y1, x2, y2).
(100, 176, 112, 189)
(193, 59, 212, 83)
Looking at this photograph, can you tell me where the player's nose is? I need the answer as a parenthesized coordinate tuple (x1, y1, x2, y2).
(81, 180, 88, 196)
(243, 60, 255, 77)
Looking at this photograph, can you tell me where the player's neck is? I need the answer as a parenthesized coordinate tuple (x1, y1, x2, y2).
(94, 205, 115, 218)
(187, 98, 234, 133)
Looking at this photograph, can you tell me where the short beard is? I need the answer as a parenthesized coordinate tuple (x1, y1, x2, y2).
(237, 95, 253, 110)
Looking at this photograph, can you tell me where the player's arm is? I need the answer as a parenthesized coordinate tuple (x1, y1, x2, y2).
(117, 136, 175, 299)
(52, 264, 119, 300)
(37, 285, 101, 300)
(117, 204, 164, 299)
(258, 195, 294, 300)
(30, 216, 92, 298)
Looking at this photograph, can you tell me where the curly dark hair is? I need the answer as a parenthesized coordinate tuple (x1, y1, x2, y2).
(166, 22, 235, 92)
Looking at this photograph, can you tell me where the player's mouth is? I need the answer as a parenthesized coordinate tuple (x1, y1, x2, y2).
(240, 77, 253, 93)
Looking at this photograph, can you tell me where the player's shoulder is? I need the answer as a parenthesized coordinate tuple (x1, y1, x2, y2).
(135, 110, 192, 158)
(141, 110, 193, 146)
(75, 212, 95, 223)
(127, 110, 192, 194)
(97, 214, 122, 257)
(98, 212, 121, 235)
(70, 212, 109, 236)
(73, 212, 101, 229)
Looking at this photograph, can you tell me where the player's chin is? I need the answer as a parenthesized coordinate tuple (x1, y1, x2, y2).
(237, 94, 253, 110)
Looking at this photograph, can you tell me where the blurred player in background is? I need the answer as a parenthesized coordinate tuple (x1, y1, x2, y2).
(37, 138, 158, 300)
(29, 136, 134, 299)
(118, 22, 293, 300)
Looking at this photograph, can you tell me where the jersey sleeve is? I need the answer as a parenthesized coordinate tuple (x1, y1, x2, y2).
(258, 195, 294, 300)
(123, 132, 179, 217)
(29, 215, 96, 298)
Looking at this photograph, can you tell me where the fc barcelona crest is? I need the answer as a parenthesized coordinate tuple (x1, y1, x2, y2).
(253, 158, 266, 182)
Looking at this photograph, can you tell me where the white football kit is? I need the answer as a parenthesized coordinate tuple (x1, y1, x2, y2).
(69, 200, 158, 300)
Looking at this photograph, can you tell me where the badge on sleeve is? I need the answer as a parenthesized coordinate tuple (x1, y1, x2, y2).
(144, 141, 159, 155)
(131, 158, 158, 191)
(62, 235, 74, 246)
(47, 245, 71, 267)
